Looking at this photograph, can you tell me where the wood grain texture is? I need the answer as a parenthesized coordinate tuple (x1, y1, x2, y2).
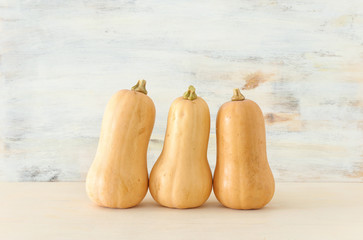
(0, 0, 362, 181)
(1, 182, 363, 240)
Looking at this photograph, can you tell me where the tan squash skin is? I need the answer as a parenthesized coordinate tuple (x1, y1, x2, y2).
(213, 89, 275, 210)
(149, 86, 212, 209)
(86, 80, 155, 208)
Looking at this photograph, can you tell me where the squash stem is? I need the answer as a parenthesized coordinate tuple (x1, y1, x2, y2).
(131, 79, 148, 95)
(183, 85, 197, 100)
(231, 88, 245, 101)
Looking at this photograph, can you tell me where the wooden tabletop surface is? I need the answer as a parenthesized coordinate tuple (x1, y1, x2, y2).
(0, 182, 362, 240)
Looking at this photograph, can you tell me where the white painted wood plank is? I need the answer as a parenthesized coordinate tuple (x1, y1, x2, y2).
(0, 0, 362, 181)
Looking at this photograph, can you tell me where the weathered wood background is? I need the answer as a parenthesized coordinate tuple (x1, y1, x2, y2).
(0, 0, 362, 182)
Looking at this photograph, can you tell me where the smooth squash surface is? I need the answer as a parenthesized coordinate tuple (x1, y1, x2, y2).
(149, 86, 212, 209)
(213, 89, 275, 209)
(86, 80, 155, 208)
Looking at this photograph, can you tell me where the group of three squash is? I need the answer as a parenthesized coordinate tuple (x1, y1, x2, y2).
(86, 80, 275, 210)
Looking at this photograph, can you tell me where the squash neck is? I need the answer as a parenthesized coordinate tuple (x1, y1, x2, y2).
(131, 79, 148, 95)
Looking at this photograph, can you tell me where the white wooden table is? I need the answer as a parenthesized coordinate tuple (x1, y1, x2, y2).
(0, 183, 362, 240)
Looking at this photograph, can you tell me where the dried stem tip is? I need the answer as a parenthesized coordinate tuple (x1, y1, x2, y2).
(131, 79, 148, 95)
(183, 85, 197, 100)
(231, 88, 245, 101)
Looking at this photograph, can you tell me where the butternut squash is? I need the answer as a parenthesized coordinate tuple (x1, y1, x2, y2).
(149, 86, 212, 209)
(86, 80, 155, 208)
(213, 88, 275, 209)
